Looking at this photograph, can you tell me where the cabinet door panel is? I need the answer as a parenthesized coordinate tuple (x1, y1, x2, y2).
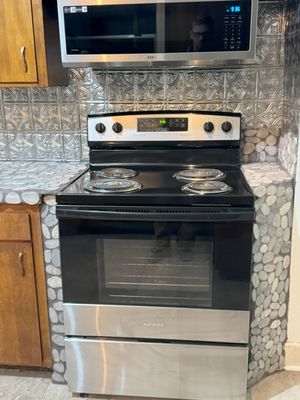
(0, 212, 31, 241)
(0, 243, 42, 366)
(0, 0, 37, 83)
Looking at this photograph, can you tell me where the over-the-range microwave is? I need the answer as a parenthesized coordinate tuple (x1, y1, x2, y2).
(57, 0, 258, 68)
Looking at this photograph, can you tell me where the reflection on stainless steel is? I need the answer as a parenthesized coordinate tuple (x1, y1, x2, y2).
(173, 168, 225, 181)
(64, 304, 250, 343)
(182, 180, 232, 195)
(65, 338, 248, 400)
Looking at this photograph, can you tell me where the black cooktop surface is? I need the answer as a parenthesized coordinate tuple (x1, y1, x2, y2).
(56, 164, 254, 207)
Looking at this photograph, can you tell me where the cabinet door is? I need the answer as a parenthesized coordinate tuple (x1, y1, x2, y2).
(0, 0, 38, 83)
(0, 242, 42, 366)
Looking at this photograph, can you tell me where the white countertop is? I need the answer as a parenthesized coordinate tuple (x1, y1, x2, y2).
(0, 161, 88, 205)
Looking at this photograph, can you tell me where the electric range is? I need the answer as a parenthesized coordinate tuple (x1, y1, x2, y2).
(56, 111, 254, 400)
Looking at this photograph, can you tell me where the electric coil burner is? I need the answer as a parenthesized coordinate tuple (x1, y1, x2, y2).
(182, 180, 232, 195)
(173, 168, 225, 182)
(95, 167, 138, 179)
(84, 178, 142, 193)
(56, 111, 254, 400)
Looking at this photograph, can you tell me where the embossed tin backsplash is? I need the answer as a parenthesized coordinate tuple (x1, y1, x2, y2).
(0, 0, 287, 162)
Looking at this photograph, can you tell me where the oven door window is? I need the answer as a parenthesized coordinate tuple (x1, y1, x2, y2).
(99, 222, 212, 307)
(60, 219, 252, 310)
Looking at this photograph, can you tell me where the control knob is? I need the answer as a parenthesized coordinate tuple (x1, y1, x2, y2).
(95, 123, 106, 134)
(112, 122, 123, 134)
(203, 122, 214, 133)
(221, 121, 232, 133)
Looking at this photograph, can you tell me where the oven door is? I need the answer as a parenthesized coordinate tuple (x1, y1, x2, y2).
(57, 205, 253, 309)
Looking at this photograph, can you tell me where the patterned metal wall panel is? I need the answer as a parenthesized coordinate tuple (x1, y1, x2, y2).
(257, 1, 284, 35)
(35, 133, 64, 161)
(0, 0, 286, 161)
(7, 133, 36, 160)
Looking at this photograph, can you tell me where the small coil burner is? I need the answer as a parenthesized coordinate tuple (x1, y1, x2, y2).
(95, 168, 138, 179)
(182, 181, 232, 195)
(84, 179, 142, 193)
(173, 168, 225, 182)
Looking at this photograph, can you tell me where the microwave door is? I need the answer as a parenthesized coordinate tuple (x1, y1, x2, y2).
(62, 3, 157, 55)
(57, 0, 257, 67)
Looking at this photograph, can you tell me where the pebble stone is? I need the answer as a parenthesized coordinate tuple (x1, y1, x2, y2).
(244, 143, 255, 155)
(266, 135, 277, 146)
(5, 192, 21, 204)
(254, 186, 267, 197)
(21, 192, 40, 205)
(52, 349, 60, 363)
(280, 202, 291, 216)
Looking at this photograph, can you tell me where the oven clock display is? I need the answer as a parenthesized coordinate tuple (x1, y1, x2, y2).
(138, 117, 188, 132)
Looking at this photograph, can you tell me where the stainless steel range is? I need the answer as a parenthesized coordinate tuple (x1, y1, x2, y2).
(56, 111, 254, 400)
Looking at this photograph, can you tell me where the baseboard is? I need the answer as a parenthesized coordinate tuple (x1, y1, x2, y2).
(285, 343, 300, 371)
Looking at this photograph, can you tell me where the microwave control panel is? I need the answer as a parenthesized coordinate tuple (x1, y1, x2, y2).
(224, 5, 244, 50)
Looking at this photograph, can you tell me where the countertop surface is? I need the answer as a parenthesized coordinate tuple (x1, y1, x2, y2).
(242, 162, 293, 188)
(0, 161, 87, 205)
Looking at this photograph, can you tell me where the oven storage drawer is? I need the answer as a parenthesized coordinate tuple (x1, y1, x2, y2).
(64, 304, 250, 344)
(65, 338, 248, 400)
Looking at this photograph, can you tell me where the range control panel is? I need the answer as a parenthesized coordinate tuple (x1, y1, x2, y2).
(88, 112, 241, 142)
(138, 117, 189, 132)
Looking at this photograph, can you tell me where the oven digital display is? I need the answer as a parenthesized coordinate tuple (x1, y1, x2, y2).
(138, 118, 188, 132)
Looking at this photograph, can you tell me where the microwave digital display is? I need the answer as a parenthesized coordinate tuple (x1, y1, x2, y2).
(226, 5, 241, 13)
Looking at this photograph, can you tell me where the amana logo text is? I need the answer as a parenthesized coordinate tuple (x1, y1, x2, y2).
(143, 322, 165, 327)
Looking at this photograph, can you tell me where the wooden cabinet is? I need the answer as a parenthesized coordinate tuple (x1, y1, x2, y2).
(0, 205, 51, 368)
(0, 0, 68, 87)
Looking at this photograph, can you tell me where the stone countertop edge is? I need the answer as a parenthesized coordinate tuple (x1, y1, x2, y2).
(242, 162, 293, 190)
(0, 161, 88, 205)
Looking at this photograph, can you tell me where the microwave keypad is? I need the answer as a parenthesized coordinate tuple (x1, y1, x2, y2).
(224, 15, 243, 50)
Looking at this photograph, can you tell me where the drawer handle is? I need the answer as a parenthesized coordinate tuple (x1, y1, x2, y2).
(18, 252, 25, 276)
(20, 46, 28, 73)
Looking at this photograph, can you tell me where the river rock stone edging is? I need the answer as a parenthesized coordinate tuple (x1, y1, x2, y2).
(242, 163, 293, 386)
(41, 195, 66, 383)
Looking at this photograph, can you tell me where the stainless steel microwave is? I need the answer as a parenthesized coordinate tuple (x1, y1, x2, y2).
(57, 0, 258, 68)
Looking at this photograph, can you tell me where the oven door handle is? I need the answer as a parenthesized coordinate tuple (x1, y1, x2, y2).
(56, 205, 255, 222)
